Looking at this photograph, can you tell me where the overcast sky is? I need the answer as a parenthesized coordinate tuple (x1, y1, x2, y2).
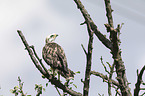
(0, 0, 145, 96)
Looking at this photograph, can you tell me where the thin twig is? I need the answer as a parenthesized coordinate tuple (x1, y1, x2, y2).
(55, 86, 61, 96)
(134, 65, 145, 96)
(108, 63, 115, 96)
(18, 77, 26, 96)
(100, 56, 115, 96)
(81, 44, 87, 55)
(100, 56, 110, 74)
(90, 71, 119, 87)
(142, 82, 145, 85)
(114, 87, 121, 96)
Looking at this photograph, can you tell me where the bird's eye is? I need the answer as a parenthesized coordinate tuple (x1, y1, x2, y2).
(50, 35, 54, 38)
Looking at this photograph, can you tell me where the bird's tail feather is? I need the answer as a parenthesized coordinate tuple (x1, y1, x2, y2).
(58, 68, 75, 80)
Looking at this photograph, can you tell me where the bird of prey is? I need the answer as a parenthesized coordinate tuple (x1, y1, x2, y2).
(42, 33, 74, 80)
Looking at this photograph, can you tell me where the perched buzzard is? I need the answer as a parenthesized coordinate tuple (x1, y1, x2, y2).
(42, 33, 74, 80)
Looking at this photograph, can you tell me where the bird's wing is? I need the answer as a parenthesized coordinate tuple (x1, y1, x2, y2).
(56, 44, 69, 73)
(42, 43, 68, 72)
(42, 42, 74, 79)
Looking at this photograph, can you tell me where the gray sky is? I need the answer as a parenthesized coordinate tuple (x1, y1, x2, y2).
(0, 0, 145, 95)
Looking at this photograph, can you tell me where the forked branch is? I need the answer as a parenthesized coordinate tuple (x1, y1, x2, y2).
(104, 0, 131, 95)
(90, 71, 119, 87)
(74, 0, 113, 50)
(134, 65, 145, 96)
(82, 23, 94, 96)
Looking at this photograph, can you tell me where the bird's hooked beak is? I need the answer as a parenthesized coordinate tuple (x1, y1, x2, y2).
(54, 34, 58, 38)
(45, 33, 58, 43)
(53, 34, 58, 41)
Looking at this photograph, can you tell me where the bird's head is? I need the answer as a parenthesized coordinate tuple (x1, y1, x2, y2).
(45, 33, 58, 43)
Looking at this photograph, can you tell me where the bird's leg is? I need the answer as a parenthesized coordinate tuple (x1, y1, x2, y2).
(52, 69, 60, 81)
(65, 79, 70, 87)
(52, 69, 55, 76)
(58, 73, 60, 81)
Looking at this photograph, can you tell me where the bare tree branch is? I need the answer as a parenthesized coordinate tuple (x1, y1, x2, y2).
(74, 0, 131, 95)
(100, 56, 115, 96)
(55, 86, 61, 96)
(90, 71, 119, 87)
(17, 30, 82, 96)
(81, 44, 87, 55)
(104, 0, 114, 28)
(82, 18, 94, 96)
(140, 88, 145, 90)
(104, 0, 115, 94)
(105, 23, 131, 96)
(134, 65, 145, 96)
(74, 0, 113, 50)
(103, 0, 131, 95)
(100, 57, 110, 74)
(108, 62, 115, 96)
(29, 45, 50, 76)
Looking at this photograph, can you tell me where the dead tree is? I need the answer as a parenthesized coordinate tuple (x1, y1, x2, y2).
(17, 0, 145, 96)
